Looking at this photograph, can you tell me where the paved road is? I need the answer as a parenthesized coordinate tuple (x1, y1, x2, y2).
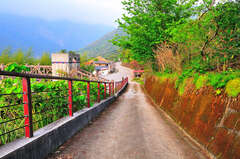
(104, 62, 132, 81)
(48, 63, 209, 159)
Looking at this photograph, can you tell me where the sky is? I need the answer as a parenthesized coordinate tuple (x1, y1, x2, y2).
(0, 0, 124, 27)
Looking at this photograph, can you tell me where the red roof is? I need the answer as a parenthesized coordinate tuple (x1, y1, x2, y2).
(133, 70, 144, 73)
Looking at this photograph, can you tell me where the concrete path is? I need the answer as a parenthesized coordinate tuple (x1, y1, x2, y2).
(48, 63, 209, 159)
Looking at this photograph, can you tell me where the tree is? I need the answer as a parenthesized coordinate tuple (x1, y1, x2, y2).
(39, 52, 51, 65)
(113, 0, 195, 64)
(80, 52, 88, 64)
(113, 0, 240, 72)
(0, 47, 12, 64)
(12, 49, 25, 65)
(60, 49, 67, 53)
(68, 50, 75, 54)
(24, 48, 35, 64)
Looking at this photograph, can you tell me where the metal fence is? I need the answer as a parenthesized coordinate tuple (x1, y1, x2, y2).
(0, 70, 128, 145)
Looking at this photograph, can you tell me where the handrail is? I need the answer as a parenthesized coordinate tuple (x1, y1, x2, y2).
(0, 70, 128, 146)
(0, 71, 109, 83)
(0, 64, 108, 81)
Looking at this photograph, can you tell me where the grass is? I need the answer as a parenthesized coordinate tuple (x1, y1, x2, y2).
(132, 77, 144, 85)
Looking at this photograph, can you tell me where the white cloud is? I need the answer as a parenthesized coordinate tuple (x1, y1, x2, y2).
(0, 0, 124, 26)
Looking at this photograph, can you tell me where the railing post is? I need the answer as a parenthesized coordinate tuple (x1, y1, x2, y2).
(22, 77, 33, 138)
(109, 82, 111, 96)
(98, 82, 100, 102)
(104, 83, 106, 99)
(68, 80, 73, 116)
(87, 81, 90, 108)
(112, 81, 115, 95)
(122, 77, 124, 89)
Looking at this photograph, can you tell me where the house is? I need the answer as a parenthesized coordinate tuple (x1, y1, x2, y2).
(85, 56, 115, 75)
(85, 56, 110, 65)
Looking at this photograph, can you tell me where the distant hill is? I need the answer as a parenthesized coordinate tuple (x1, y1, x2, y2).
(0, 13, 114, 57)
(79, 28, 126, 58)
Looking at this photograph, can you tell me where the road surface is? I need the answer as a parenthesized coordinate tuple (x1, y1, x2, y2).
(48, 63, 209, 159)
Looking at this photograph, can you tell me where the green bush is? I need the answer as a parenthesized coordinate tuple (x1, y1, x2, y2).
(225, 78, 240, 97)
(0, 77, 108, 146)
(178, 78, 188, 96)
(4, 63, 30, 73)
(154, 72, 178, 83)
(194, 75, 208, 89)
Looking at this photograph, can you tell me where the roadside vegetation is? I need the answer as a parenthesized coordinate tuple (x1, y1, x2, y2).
(0, 64, 107, 145)
(112, 0, 240, 97)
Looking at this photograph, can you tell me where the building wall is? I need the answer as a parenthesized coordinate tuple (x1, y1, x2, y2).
(51, 53, 80, 76)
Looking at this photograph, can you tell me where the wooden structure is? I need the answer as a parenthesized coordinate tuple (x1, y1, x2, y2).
(0, 63, 108, 81)
(0, 64, 51, 75)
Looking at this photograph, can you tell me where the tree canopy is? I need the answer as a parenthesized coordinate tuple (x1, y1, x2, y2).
(113, 0, 240, 72)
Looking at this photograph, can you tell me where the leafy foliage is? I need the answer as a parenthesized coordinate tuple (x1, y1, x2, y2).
(0, 77, 107, 145)
(225, 78, 240, 97)
(194, 75, 208, 90)
(4, 63, 30, 73)
(114, 0, 240, 96)
(114, 0, 239, 72)
(113, 0, 195, 63)
(80, 65, 95, 73)
(156, 70, 240, 96)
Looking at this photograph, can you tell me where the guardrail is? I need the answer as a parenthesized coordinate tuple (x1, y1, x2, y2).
(0, 71, 128, 146)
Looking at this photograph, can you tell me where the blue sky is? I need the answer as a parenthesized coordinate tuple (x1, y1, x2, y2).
(0, 0, 124, 26)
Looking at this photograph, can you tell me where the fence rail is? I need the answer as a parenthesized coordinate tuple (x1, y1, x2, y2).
(0, 70, 128, 145)
(0, 64, 108, 82)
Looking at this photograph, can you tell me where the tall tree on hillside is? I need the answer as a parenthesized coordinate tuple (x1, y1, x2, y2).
(12, 49, 25, 65)
(24, 48, 35, 64)
(39, 52, 51, 65)
(0, 47, 12, 64)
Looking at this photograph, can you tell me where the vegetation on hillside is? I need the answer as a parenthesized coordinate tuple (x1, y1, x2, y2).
(113, 0, 240, 97)
(80, 28, 126, 61)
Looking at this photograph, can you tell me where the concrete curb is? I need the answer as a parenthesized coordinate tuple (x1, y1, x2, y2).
(0, 82, 128, 159)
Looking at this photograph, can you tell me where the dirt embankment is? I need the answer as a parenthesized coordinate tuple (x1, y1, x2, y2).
(144, 75, 240, 159)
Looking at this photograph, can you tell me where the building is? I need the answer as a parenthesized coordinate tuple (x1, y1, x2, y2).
(51, 53, 80, 76)
(85, 56, 115, 75)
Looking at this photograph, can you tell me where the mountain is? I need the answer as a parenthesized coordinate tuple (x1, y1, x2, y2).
(0, 14, 114, 57)
(79, 28, 126, 58)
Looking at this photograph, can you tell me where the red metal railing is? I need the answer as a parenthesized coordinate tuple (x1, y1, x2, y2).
(0, 71, 128, 145)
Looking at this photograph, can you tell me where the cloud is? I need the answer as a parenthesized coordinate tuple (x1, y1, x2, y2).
(0, 0, 123, 26)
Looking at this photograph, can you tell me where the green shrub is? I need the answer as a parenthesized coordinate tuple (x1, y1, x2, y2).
(0, 77, 107, 146)
(132, 77, 144, 85)
(207, 72, 240, 89)
(194, 75, 208, 89)
(178, 78, 188, 96)
(4, 63, 30, 73)
(154, 72, 178, 83)
(225, 78, 240, 97)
